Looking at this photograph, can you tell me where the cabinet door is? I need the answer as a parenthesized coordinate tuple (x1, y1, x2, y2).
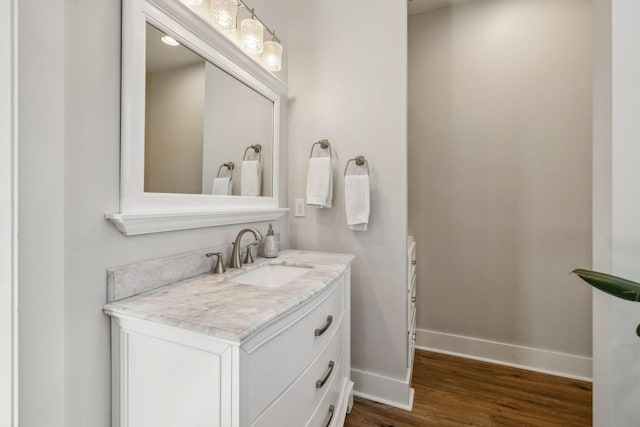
(114, 318, 236, 427)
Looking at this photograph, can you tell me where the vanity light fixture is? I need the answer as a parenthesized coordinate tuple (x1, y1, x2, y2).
(199, 0, 284, 73)
(161, 35, 180, 46)
(240, 9, 264, 55)
(211, 0, 238, 32)
(262, 35, 282, 72)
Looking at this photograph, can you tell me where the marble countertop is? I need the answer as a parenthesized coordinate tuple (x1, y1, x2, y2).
(103, 250, 354, 343)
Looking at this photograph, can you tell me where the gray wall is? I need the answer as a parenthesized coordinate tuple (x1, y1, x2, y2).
(145, 62, 205, 194)
(287, 0, 408, 381)
(202, 63, 274, 196)
(408, 0, 593, 357)
(592, 0, 612, 420)
(18, 0, 288, 425)
(18, 0, 65, 425)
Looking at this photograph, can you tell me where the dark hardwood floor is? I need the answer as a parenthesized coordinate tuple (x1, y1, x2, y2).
(345, 350, 592, 426)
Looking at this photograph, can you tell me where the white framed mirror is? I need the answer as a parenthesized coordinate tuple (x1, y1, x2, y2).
(107, 0, 288, 235)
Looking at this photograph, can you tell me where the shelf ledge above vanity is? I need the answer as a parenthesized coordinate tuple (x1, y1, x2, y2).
(106, 207, 289, 235)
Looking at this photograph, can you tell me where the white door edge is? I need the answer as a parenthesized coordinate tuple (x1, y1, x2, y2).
(1, 0, 18, 424)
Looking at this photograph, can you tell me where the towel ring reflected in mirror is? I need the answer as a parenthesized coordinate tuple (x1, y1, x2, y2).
(344, 156, 369, 176)
(216, 162, 235, 178)
(242, 144, 262, 163)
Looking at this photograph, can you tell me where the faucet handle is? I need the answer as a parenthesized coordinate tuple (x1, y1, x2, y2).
(244, 243, 258, 264)
(206, 252, 226, 274)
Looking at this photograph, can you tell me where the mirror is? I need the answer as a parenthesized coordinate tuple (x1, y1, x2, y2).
(144, 23, 274, 197)
(107, 0, 288, 235)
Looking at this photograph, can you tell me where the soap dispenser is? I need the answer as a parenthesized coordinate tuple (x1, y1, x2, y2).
(263, 224, 279, 258)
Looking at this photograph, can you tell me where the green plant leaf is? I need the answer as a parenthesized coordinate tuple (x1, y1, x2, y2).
(572, 269, 640, 302)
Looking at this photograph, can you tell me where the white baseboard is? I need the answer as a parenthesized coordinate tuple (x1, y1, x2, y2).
(351, 368, 415, 411)
(415, 329, 592, 382)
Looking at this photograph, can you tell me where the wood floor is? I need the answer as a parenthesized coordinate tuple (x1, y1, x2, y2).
(344, 350, 592, 426)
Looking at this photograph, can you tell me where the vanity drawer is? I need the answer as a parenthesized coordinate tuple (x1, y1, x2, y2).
(305, 358, 347, 427)
(408, 308, 417, 369)
(245, 276, 346, 423)
(251, 316, 345, 427)
(409, 305, 416, 333)
(408, 333, 416, 375)
(408, 273, 416, 304)
(407, 239, 416, 279)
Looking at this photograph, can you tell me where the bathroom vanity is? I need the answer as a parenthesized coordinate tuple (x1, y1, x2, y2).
(104, 1, 354, 424)
(104, 250, 354, 427)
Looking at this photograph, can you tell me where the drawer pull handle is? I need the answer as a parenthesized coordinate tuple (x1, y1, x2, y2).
(315, 315, 333, 337)
(316, 361, 335, 389)
(324, 405, 335, 427)
(411, 260, 416, 266)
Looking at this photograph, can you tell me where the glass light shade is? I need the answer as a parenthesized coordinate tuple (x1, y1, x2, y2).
(241, 18, 264, 54)
(182, 0, 202, 6)
(210, 0, 237, 32)
(262, 40, 282, 72)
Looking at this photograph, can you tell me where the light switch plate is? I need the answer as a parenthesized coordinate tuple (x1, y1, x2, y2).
(294, 199, 305, 217)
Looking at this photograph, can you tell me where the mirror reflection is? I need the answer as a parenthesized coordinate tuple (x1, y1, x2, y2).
(144, 23, 274, 197)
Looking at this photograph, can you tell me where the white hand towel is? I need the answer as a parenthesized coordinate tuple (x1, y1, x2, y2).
(212, 177, 232, 196)
(345, 175, 370, 231)
(241, 160, 261, 196)
(306, 157, 333, 208)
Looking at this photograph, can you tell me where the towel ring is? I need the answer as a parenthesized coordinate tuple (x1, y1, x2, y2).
(344, 156, 369, 177)
(309, 139, 332, 160)
(216, 162, 234, 178)
(242, 144, 262, 163)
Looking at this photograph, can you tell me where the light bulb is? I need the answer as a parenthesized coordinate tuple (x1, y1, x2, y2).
(241, 17, 264, 55)
(182, 0, 202, 6)
(210, 0, 237, 32)
(262, 40, 282, 71)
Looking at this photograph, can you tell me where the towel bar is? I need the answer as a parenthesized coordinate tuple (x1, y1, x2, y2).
(344, 156, 369, 176)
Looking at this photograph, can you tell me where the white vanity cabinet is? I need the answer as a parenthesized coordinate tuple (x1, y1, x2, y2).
(108, 264, 352, 427)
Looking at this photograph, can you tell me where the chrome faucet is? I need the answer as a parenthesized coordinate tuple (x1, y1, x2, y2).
(230, 227, 263, 268)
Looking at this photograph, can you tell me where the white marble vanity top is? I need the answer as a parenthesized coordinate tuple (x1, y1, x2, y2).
(103, 250, 354, 343)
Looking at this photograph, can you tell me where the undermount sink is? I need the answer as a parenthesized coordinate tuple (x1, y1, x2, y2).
(231, 264, 312, 288)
